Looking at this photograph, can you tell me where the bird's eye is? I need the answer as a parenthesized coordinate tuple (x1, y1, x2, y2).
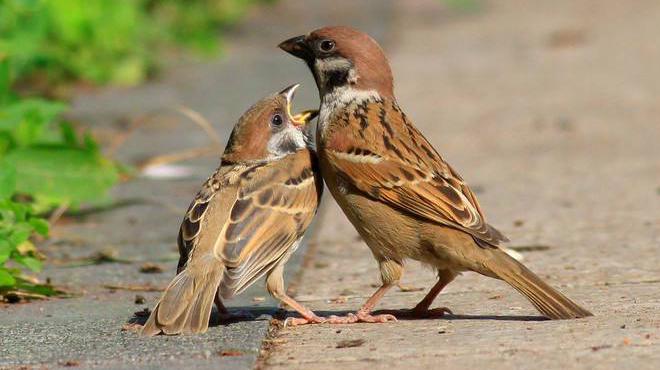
(271, 113, 283, 127)
(319, 39, 335, 52)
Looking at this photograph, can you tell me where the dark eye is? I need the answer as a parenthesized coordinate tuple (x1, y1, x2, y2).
(319, 39, 335, 52)
(271, 113, 283, 127)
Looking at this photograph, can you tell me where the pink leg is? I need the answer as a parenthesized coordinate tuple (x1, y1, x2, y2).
(409, 270, 456, 317)
(278, 294, 326, 326)
(266, 264, 325, 326)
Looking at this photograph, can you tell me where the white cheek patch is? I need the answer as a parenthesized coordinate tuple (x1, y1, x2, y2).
(314, 57, 352, 74)
(267, 126, 307, 158)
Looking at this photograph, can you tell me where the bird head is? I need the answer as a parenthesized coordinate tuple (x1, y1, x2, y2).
(221, 84, 318, 164)
(279, 26, 394, 99)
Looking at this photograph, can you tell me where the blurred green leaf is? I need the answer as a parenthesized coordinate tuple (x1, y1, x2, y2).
(13, 254, 42, 272)
(0, 58, 9, 106)
(0, 240, 11, 264)
(28, 217, 49, 236)
(0, 158, 16, 199)
(6, 146, 119, 205)
(0, 99, 67, 143)
(0, 0, 270, 88)
(59, 122, 78, 147)
(0, 267, 16, 287)
(8, 222, 32, 246)
(82, 132, 99, 154)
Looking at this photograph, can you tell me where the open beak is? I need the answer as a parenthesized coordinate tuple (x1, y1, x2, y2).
(279, 83, 319, 127)
(278, 35, 312, 60)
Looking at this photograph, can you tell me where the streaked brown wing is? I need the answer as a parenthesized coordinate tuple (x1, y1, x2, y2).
(324, 97, 506, 246)
(176, 166, 237, 274)
(217, 150, 322, 298)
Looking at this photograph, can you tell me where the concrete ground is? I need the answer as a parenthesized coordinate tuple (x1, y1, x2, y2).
(263, 0, 660, 369)
(2, 0, 659, 369)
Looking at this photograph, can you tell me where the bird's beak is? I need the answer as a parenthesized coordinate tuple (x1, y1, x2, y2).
(278, 35, 312, 60)
(291, 109, 319, 126)
(279, 83, 318, 127)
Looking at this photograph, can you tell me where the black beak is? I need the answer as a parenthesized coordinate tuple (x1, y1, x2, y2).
(278, 35, 312, 60)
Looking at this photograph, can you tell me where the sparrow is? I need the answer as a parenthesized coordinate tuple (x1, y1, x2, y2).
(142, 84, 325, 335)
(279, 27, 592, 322)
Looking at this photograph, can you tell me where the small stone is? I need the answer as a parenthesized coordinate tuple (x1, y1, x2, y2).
(134, 295, 146, 304)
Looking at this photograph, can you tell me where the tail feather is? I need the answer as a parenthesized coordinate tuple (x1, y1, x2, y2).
(483, 250, 592, 319)
(142, 263, 223, 336)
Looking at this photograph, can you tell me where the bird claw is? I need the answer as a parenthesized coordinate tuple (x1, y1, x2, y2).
(325, 312, 398, 324)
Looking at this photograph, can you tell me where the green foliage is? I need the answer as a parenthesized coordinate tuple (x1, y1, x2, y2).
(0, 0, 270, 87)
(0, 98, 119, 207)
(8, 146, 119, 205)
(0, 59, 119, 296)
(0, 198, 48, 288)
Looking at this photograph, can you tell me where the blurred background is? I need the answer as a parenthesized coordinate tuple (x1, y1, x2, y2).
(1, 0, 658, 368)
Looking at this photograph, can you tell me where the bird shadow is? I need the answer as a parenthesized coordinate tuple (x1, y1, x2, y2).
(126, 306, 547, 330)
(126, 306, 279, 329)
(372, 309, 548, 322)
(273, 308, 547, 322)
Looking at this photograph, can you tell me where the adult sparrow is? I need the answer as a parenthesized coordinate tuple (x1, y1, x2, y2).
(279, 27, 592, 322)
(142, 84, 324, 335)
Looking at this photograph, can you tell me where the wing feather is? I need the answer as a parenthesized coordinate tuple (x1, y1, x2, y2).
(324, 97, 506, 246)
(217, 150, 322, 298)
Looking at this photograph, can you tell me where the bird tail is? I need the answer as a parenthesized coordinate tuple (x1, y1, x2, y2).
(482, 249, 592, 319)
(142, 260, 223, 336)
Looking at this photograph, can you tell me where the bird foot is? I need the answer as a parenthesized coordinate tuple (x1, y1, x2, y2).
(284, 315, 326, 327)
(326, 311, 398, 324)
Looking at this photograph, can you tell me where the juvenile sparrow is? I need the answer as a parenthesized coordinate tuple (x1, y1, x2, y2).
(279, 27, 592, 322)
(142, 84, 324, 335)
